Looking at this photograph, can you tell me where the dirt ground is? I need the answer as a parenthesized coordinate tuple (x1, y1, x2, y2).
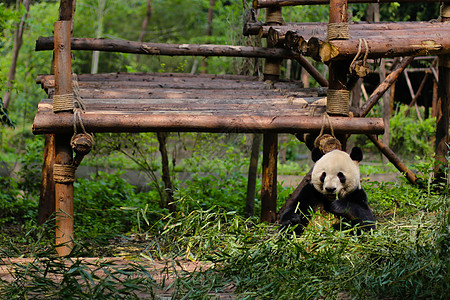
(0, 257, 235, 299)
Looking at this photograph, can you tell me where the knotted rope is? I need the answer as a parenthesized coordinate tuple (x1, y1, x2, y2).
(349, 38, 370, 77)
(54, 74, 94, 184)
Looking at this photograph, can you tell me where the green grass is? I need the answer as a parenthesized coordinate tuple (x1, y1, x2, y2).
(1, 184, 447, 299)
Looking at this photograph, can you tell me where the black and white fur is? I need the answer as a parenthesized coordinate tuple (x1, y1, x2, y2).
(279, 147, 375, 234)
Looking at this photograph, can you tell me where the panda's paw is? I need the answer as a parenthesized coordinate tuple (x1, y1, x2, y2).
(280, 213, 301, 226)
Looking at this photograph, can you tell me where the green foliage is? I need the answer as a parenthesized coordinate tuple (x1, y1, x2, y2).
(74, 171, 167, 239)
(389, 106, 436, 157)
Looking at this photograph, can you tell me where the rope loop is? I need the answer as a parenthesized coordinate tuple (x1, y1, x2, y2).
(349, 38, 370, 77)
(314, 113, 342, 153)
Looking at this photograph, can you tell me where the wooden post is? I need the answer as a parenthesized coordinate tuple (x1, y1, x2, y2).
(261, 6, 283, 222)
(434, 3, 450, 183)
(327, 0, 350, 118)
(54, 20, 74, 256)
(261, 133, 278, 222)
(246, 134, 262, 217)
(38, 134, 55, 225)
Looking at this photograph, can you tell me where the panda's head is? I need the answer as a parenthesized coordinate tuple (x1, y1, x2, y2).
(311, 147, 363, 199)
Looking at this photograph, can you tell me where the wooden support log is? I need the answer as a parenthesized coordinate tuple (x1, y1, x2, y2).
(261, 133, 278, 223)
(245, 21, 450, 37)
(38, 134, 55, 225)
(264, 25, 450, 44)
(33, 113, 385, 135)
(254, 0, 442, 8)
(295, 55, 329, 87)
(36, 37, 299, 60)
(319, 34, 450, 62)
(53, 20, 74, 257)
(360, 56, 415, 117)
(367, 134, 417, 185)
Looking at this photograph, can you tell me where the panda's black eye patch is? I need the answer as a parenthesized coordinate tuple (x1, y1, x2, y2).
(320, 172, 326, 183)
(337, 172, 346, 183)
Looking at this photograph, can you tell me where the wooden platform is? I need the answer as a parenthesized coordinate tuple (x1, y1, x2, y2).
(33, 72, 384, 135)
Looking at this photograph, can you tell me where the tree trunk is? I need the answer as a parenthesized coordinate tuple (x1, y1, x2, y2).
(3, 0, 31, 109)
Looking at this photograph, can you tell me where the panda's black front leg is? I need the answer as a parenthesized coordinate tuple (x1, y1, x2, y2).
(279, 184, 324, 234)
(329, 189, 376, 231)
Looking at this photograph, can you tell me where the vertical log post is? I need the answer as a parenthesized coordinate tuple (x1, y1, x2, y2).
(54, 20, 74, 256)
(261, 133, 278, 223)
(435, 3, 450, 183)
(261, 7, 283, 222)
(327, 0, 350, 118)
(38, 0, 76, 226)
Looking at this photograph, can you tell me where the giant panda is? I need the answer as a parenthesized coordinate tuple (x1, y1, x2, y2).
(279, 147, 375, 234)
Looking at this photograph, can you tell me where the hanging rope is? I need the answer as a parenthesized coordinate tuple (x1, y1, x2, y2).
(314, 113, 342, 153)
(349, 38, 370, 77)
(327, 23, 350, 40)
(53, 74, 94, 184)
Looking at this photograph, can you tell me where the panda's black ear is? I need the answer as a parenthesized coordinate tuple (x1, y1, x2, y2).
(350, 147, 363, 162)
(311, 147, 324, 162)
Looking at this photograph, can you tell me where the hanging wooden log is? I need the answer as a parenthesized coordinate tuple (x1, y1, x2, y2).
(254, 0, 442, 8)
(36, 37, 298, 60)
(318, 34, 450, 62)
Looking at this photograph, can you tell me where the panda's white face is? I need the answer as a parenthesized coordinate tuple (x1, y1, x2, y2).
(311, 150, 361, 199)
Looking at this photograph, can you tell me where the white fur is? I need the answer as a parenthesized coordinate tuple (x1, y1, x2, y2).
(311, 150, 361, 199)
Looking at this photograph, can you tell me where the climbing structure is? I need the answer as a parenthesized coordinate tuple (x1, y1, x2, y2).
(32, 0, 449, 256)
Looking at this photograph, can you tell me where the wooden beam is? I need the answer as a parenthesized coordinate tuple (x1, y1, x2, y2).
(36, 37, 299, 60)
(254, 0, 442, 8)
(245, 21, 450, 37)
(359, 56, 414, 117)
(367, 134, 417, 185)
(318, 34, 450, 62)
(33, 112, 385, 135)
